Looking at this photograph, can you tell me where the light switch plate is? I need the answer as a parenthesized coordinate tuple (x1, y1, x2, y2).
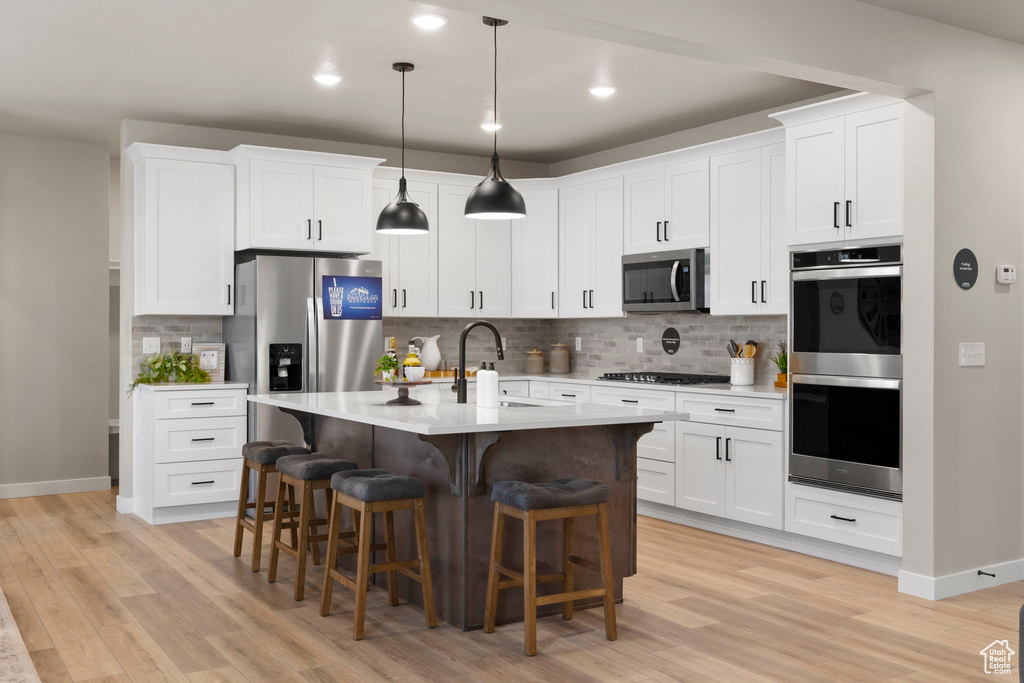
(996, 265, 1016, 284)
(180, 337, 192, 354)
(636, 337, 644, 353)
(142, 337, 160, 354)
(959, 342, 985, 367)
(575, 337, 582, 351)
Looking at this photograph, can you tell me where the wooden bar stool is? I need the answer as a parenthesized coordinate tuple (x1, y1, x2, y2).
(483, 478, 616, 656)
(320, 468, 437, 640)
(268, 454, 358, 600)
(233, 440, 311, 572)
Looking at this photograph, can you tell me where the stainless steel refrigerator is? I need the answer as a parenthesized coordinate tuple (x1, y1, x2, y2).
(224, 254, 383, 448)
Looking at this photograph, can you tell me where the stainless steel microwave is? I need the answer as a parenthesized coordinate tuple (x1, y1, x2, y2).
(622, 249, 709, 313)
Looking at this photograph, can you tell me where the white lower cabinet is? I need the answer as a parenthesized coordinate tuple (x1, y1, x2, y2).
(637, 458, 675, 506)
(591, 385, 676, 475)
(528, 381, 550, 399)
(675, 421, 727, 516)
(498, 380, 530, 397)
(785, 483, 902, 556)
(548, 382, 590, 403)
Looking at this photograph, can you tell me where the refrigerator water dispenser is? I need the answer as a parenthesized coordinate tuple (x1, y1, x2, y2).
(269, 343, 303, 392)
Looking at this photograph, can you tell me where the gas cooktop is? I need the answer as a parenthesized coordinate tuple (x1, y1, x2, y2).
(597, 372, 731, 386)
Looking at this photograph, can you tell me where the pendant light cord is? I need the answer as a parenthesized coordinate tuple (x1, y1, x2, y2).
(493, 21, 498, 156)
(401, 67, 406, 176)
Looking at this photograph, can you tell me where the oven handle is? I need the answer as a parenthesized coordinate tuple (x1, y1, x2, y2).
(791, 374, 901, 391)
(792, 265, 902, 281)
(669, 260, 681, 302)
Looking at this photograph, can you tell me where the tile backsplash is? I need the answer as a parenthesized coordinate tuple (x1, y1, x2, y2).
(130, 315, 222, 380)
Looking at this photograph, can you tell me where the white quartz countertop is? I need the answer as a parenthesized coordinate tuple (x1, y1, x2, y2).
(138, 382, 248, 392)
(433, 373, 787, 400)
(248, 386, 688, 436)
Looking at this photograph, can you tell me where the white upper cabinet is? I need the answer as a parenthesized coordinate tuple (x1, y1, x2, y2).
(437, 184, 511, 318)
(512, 188, 559, 318)
(559, 177, 624, 318)
(624, 160, 710, 254)
(710, 143, 787, 316)
(126, 145, 235, 316)
(772, 94, 905, 246)
(366, 178, 438, 317)
(233, 146, 382, 254)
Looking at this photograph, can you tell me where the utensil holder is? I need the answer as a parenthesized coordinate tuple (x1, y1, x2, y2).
(730, 358, 754, 386)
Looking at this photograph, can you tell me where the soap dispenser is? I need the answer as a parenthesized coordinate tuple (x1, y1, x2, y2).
(477, 362, 499, 408)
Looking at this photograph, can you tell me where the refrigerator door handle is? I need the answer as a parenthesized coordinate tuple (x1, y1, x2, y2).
(314, 297, 325, 393)
(306, 297, 318, 394)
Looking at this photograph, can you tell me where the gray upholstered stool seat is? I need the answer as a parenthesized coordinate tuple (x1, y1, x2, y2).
(275, 454, 358, 480)
(242, 440, 311, 465)
(331, 468, 425, 502)
(491, 478, 609, 510)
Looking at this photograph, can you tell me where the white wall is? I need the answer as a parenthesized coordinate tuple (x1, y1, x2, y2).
(0, 133, 110, 496)
(444, 0, 1024, 585)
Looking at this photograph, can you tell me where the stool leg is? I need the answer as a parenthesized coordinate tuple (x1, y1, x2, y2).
(295, 481, 313, 601)
(267, 475, 288, 584)
(251, 465, 269, 572)
(310, 488, 326, 567)
(285, 484, 298, 549)
(596, 502, 617, 642)
(384, 510, 399, 607)
(353, 502, 372, 640)
(562, 516, 575, 620)
(483, 503, 504, 633)
(413, 498, 436, 629)
(523, 509, 538, 656)
(319, 491, 343, 618)
(232, 460, 250, 558)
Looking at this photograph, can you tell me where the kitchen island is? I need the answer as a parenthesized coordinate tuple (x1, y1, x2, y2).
(248, 387, 687, 630)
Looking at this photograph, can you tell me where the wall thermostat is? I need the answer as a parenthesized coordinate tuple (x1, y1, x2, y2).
(996, 265, 1016, 284)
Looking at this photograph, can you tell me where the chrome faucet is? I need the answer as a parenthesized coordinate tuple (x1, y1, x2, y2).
(452, 320, 505, 403)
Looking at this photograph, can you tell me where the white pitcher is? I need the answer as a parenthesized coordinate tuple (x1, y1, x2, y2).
(414, 335, 442, 371)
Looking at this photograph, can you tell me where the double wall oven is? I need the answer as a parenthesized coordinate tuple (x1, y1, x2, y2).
(789, 245, 903, 499)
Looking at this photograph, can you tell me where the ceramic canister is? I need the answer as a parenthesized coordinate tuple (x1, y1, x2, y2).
(525, 349, 544, 374)
(549, 342, 570, 374)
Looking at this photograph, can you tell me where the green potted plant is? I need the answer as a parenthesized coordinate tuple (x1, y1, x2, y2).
(375, 354, 399, 382)
(772, 342, 788, 388)
(127, 350, 210, 395)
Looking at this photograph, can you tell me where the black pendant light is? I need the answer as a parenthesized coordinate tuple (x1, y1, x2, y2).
(377, 62, 430, 234)
(464, 17, 526, 220)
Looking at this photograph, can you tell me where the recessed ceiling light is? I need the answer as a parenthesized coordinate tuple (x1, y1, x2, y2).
(411, 13, 448, 30)
(589, 85, 617, 97)
(480, 122, 503, 132)
(313, 73, 342, 86)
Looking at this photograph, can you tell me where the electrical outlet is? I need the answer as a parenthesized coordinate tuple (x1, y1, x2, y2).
(575, 337, 582, 351)
(501, 337, 507, 351)
(636, 337, 644, 353)
(180, 337, 192, 354)
(959, 342, 985, 367)
(142, 337, 160, 354)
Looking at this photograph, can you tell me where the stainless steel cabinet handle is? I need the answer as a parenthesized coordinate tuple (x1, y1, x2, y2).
(725, 437, 731, 462)
(714, 408, 735, 413)
(191, 437, 215, 443)
(830, 514, 856, 523)
(664, 220, 669, 242)
(716, 436, 722, 461)
(845, 200, 852, 228)
(191, 480, 215, 486)
(833, 202, 840, 229)
(190, 402, 214, 406)
(760, 280, 766, 303)
(307, 218, 312, 239)
(656, 221, 662, 242)
(318, 219, 323, 240)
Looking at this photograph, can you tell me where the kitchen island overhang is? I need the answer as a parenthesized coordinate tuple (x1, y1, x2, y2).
(248, 388, 688, 630)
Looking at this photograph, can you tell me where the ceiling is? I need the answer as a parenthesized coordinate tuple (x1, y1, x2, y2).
(856, 0, 1024, 45)
(0, 0, 838, 164)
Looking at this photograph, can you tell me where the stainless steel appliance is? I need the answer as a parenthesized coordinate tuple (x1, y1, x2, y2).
(790, 244, 902, 378)
(598, 372, 730, 386)
(622, 249, 709, 313)
(223, 254, 383, 447)
(789, 244, 903, 499)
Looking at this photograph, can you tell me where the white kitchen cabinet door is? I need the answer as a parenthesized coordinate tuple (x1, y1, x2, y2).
(760, 143, 789, 315)
(664, 158, 710, 249)
(391, 181, 438, 317)
(247, 159, 315, 250)
(674, 421, 727, 517)
(637, 458, 675, 506)
(474, 220, 512, 318)
(785, 118, 845, 246)
(512, 188, 559, 318)
(136, 158, 235, 315)
(367, 180, 397, 315)
(589, 176, 625, 317)
(637, 422, 675, 463)
(558, 183, 593, 318)
(710, 148, 762, 315)
(845, 104, 903, 241)
(313, 165, 372, 253)
(724, 426, 783, 529)
(437, 184, 477, 317)
(623, 169, 665, 254)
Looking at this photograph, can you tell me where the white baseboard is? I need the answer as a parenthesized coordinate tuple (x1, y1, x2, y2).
(899, 558, 1024, 600)
(0, 476, 111, 500)
(115, 495, 133, 514)
(638, 500, 903, 576)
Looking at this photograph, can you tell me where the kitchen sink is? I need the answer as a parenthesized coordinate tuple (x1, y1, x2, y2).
(498, 400, 542, 408)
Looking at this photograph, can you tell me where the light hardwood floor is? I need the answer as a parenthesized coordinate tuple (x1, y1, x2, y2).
(1, 488, 1020, 681)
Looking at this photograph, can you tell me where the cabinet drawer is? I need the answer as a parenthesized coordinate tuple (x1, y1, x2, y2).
(549, 383, 591, 402)
(528, 381, 550, 399)
(637, 422, 675, 463)
(637, 458, 674, 506)
(155, 389, 248, 419)
(591, 385, 675, 410)
(155, 416, 247, 464)
(785, 483, 902, 556)
(499, 380, 530, 397)
(154, 459, 242, 508)
(677, 393, 783, 431)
